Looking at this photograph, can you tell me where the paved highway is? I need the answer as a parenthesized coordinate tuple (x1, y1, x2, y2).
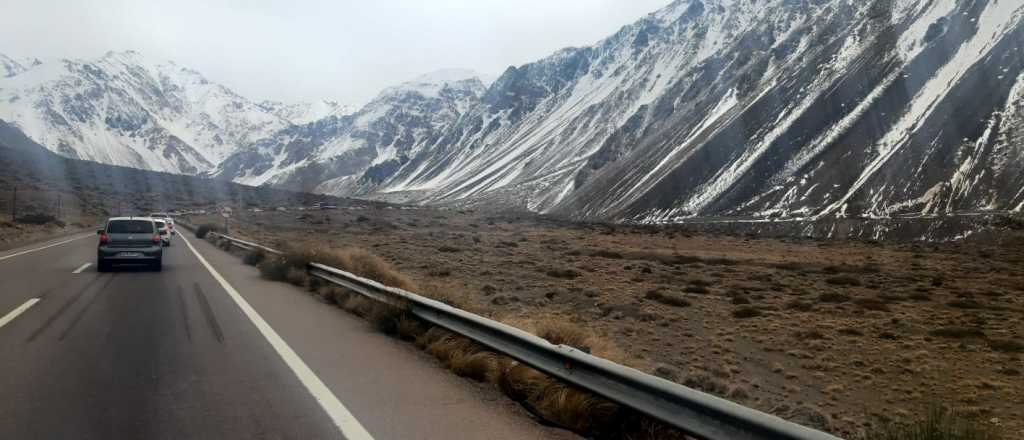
(0, 231, 575, 439)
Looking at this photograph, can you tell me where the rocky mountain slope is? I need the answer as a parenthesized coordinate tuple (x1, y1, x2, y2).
(0, 119, 352, 221)
(6, 0, 1023, 226)
(233, 0, 1023, 224)
(258, 99, 356, 125)
(0, 51, 348, 176)
(213, 69, 487, 192)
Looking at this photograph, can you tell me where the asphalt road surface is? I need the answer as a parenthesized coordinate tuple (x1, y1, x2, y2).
(0, 231, 575, 440)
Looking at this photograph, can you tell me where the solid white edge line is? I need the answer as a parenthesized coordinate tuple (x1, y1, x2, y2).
(179, 233, 374, 440)
(0, 298, 41, 330)
(73, 263, 93, 274)
(0, 234, 92, 262)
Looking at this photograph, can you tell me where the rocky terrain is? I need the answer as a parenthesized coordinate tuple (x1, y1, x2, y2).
(193, 206, 1024, 438)
(212, 0, 1024, 230)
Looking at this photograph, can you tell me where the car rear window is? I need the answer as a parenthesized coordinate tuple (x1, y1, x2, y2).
(107, 220, 155, 234)
(154, 221, 166, 228)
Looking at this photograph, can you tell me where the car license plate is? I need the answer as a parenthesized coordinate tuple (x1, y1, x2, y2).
(118, 252, 143, 257)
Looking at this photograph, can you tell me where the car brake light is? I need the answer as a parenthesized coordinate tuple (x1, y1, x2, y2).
(153, 234, 161, 243)
(99, 233, 109, 243)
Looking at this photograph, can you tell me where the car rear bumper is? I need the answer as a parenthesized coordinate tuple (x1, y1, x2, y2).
(98, 245, 163, 262)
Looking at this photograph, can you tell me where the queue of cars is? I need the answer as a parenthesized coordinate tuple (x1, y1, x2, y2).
(96, 213, 177, 272)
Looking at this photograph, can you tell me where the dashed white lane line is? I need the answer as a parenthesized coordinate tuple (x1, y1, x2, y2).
(179, 233, 374, 440)
(0, 234, 92, 263)
(0, 299, 41, 330)
(72, 263, 93, 274)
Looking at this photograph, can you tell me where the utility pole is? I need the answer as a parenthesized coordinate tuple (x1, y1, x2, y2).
(10, 187, 16, 222)
(56, 193, 61, 220)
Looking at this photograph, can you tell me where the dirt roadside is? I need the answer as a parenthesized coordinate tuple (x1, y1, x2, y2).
(189, 207, 1024, 438)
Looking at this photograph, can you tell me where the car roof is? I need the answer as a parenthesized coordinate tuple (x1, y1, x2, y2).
(107, 217, 156, 222)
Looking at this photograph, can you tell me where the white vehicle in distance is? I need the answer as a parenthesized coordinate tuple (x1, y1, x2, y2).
(150, 212, 176, 235)
(153, 219, 172, 247)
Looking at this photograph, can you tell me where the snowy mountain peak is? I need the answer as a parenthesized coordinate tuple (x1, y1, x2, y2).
(0, 51, 292, 174)
(0, 54, 27, 77)
(412, 68, 486, 84)
(258, 99, 356, 125)
(382, 68, 489, 99)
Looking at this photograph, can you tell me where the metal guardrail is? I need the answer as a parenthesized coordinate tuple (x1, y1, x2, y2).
(307, 267, 841, 440)
(176, 220, 283, 256)
(200, 228, 842, 440)
(210, 233, 283, 256)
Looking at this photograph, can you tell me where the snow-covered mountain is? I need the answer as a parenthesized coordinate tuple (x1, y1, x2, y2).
(0, 51, 291, 174)
(258, 99, 356, 125)
(224, 0, 1023, 222)
(6, 0, 1024, 226)
(213, 69, 487, 192)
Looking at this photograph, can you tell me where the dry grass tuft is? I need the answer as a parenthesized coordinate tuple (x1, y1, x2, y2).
(929, 327, 987, 339)
(255, 243, 416, 292)
(285, 267, 308, 287)
(645, 289, 692, 307)
(860, 407, 1002, 440)
(242, 248, 266, 266)
(449, 351, 499, 382)
(396, 315, 427, 341)
(508, 317, 628, 364)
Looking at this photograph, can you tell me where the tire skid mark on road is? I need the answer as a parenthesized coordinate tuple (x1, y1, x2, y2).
(25, 275, 103, 343)
(193, 283, 224, 343)
(57, 275, 117, 341)
(177, 285, 192, 342)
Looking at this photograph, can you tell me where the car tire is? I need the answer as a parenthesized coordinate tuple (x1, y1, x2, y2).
(152, 260, 163, 272)
(97, 261, 109, 272)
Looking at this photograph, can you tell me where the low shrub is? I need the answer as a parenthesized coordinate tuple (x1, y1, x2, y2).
(16, 213, 64, 227)
(546, 268, 581, 279)
(733, 306, 763, 319)
(818, 292, 851, 303)
(590, 249, 624, 259)
(860, 407, 1001, 440)
(987, 339, 1023, 353)
(243, 248, 267, 266)
(644, 290, 691, 308)
(826, 275, 862, 287)
(928, 327, 986, 339)
(855, 297, 891, 312)
(195, 223, 222, 239)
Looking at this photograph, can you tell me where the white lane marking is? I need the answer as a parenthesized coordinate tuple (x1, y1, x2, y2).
(0, 298, 41, 330)
(0, 234, 92, 263)
(179, 233, 374, 440)
(72, 263, 93, 274)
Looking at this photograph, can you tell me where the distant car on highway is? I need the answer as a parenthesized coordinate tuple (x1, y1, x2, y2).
(150, 212, 176, 235)
(312, 202, 338, 210)
(153, 219, 172, 247)
(97, 217, 165, 272)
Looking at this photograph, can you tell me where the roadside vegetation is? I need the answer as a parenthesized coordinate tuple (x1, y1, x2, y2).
(859, 408, 1002, 440)
(207, 234, 686, 439)
(187, 217, 1016, 440)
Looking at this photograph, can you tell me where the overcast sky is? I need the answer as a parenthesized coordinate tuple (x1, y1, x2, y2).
(2, 0, 673, 105)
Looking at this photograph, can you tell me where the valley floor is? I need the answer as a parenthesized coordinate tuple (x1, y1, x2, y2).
(192, 207, 1023, 438)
